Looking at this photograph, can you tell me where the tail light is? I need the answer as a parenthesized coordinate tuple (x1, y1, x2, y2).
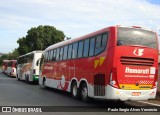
(33, 69, 36, 74)
(109, 69, 119, 89)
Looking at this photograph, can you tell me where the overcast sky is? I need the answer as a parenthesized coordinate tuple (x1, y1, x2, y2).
(0, 0, 160, 53)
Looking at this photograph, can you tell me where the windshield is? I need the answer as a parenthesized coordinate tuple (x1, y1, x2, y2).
(117, 27, 157, 49)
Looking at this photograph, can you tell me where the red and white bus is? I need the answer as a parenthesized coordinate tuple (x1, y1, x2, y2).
(39, 25, 159, 102)
(6, 60, 17, 77)
(2, 60, 9, 73)
(17, 51, 43, 83)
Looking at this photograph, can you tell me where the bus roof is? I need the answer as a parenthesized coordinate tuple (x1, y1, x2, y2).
(45, 26, 111, 51)
(18, 50, 43, 58)
(45, 25, 157, 52)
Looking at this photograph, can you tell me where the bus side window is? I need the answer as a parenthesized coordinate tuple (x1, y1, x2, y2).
(72, 42, 78, 59)
(44, 52, 48, 62)
(52, 49, 57, 61)
(50, 50, 53, 61)
(96, 35, 102, 48)
(68, 44, 73, 59)
(95, 33, 108, 55)
(95, 35, 102, 55)
(83, 39, 89, 57)
(63, 45, 68, 60)
(60, 47, 64, 61)
(89, 37, 95, 57)
(102, 34, 108, 47)
(56, 48, 60, 61)
(47, 51, 50, 61)
(78, 41, 84, 58)
(29, 54, 34, 63)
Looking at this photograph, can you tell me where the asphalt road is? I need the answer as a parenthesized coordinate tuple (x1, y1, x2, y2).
(0, 70, 160, 114)
(0, 71, 92, 106)
(0, 71, 129, 106)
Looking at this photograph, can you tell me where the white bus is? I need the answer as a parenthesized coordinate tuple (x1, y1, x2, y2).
(16, 51, 43, 83)
(6, 60, 17, 77)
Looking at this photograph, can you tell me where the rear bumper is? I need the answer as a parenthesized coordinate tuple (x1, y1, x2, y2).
(105, 85, 157, 101)
(89, 84, 157, 101)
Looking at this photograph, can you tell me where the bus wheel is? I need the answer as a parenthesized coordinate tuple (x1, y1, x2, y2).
(81, 83, 89, 102)
(71, 82, 80, 99)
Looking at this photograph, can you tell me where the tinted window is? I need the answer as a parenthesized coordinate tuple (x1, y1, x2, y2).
(56, 48, 60, 61)
(45, 52, 49, 62)
(89, 38, 95, 56)
(50, 50, 53, 61)
(47, 51, 50, 61)
(83, 39, 89, 57)
(78, 41, 84, 58)
(102, 34, 108, 47)
(53, 49, 56, 61)
(95, 34, 108, 55)
(96, 35, 102, 48)
(68, 44, 73, 59)
(117, 27, 157, 49)
(59, 47, 64, 61)
(63, 45, 68, 60)
(72, 42, 78, 59)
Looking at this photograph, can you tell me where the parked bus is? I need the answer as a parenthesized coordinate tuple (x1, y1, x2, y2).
(2, 60, 9, 73)
(17, 51, 43, 83)
(6, 60, 17, 77)
(39, 25, 159, 102)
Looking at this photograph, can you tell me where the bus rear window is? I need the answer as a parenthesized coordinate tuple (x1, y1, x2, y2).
(117, 27, 157, 49)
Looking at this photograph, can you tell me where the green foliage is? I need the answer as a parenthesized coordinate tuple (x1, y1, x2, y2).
(17, 25, 65, 55)
(0, 25, 65, 65)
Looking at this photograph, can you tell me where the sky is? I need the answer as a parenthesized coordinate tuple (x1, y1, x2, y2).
(0, 0, 160, 53)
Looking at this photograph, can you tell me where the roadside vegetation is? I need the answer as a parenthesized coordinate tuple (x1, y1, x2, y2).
(0, 25, 65, 65)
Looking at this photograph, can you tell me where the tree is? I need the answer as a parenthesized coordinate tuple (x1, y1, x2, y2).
(8, 48, 20, 60)
(17, 37, 29, 55)
(17, 25, 65, 55)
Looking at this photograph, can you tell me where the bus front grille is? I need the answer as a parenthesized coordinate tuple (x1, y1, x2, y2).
(120, 56, 154, 66)
(94, 74, 105, 96)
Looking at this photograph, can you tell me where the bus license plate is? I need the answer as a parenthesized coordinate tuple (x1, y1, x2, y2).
(132, 92, 141, 96)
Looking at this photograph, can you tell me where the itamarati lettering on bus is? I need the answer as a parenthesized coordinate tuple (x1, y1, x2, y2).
(125, 67, 156, 74)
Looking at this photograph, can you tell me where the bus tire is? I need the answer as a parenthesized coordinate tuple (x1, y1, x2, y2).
(81, 83, 89, 102)
(71, 82, 80, 99)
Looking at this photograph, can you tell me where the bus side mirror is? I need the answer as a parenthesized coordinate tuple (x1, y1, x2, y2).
(36, 58, 41, 66)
